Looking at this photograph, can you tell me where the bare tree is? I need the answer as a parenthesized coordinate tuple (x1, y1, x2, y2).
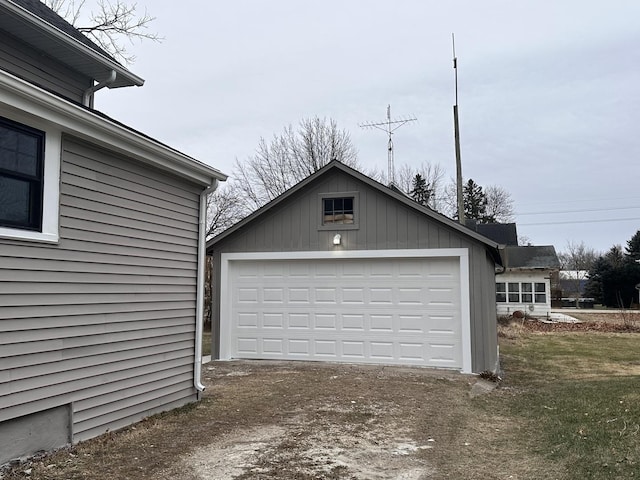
(205, 183, 249, 239)
(441, 179, 514, 223)
(234, 117, 359, 210)
(558, 240, 599, 303)
(518, 234, 532, 246)
(42, 0, 162, 64)
(386, 162, 446, 211)
(484, 185, 515, 223)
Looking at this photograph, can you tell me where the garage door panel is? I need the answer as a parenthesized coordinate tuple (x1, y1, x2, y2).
(370, 314, 393, 332)
(225, 256, 463, 368)
(342, 314, 365, 331)
(288, 313, 310, 329)
(315, 288, 337, 303)
(289, 288, 310, 303)
(315, 314, 337, 330)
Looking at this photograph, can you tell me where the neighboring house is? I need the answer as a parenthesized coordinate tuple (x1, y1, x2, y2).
(207, 161, 501, 375)
(495, 246, 560, 317)
(0, 0, 226, 464)
(466, 221, 560, 317)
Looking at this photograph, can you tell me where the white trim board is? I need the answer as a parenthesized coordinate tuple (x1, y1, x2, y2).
(220, 248, 472, 373)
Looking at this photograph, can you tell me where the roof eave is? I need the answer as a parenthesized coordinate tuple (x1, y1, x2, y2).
(1, 69, 226, 186)
(2, 0, 144, 88)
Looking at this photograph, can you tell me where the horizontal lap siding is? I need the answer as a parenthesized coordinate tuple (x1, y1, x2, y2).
(0, 30, 90, 102)
(0, 137, 202, 441)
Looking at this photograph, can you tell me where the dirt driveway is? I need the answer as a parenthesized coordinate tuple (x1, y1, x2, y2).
(3, 360, 543, 480)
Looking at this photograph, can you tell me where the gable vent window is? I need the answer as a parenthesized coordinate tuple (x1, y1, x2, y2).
(323, 197, 354, 225)
(0, 117, 44, 231)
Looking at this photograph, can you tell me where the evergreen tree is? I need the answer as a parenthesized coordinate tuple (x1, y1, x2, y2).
(625, 230, 640, 261)
(585, 240, 640, 308)
(462, 179, 488, 221)
(409, 174, 432, 206)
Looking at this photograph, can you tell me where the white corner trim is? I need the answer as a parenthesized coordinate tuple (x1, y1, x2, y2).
(0, 113, 61, 243)
(219, 248, 473, 372)
(0, 70, 227, 186)
(458, 249, 472, 374)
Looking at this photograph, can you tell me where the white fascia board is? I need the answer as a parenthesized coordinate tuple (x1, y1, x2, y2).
(0, 70, 227, 186)
(221, 248, 468, 262)
(1, 0, 143, 87)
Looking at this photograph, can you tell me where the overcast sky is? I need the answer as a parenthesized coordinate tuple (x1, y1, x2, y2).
(95, 1, 640, 253)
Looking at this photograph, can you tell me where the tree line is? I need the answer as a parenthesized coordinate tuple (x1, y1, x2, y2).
(560, 232, 640, 308)
(208, 116, 515, 237)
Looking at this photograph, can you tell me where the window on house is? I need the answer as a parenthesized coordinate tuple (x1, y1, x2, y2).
(0, 117, 44, 231)
(521, 283, 533, 303)
(323, 197, 354, 225)
(508, 282, 520, 303)
(496, 282, 506, 302)
(535, 282, 547, 303)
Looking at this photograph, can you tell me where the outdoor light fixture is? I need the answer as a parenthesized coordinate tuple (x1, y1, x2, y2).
(333, 233, 341, 245)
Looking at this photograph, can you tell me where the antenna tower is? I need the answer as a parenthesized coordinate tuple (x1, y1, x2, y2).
(359, 105, 417, 185)
(452, 33, 465, 224)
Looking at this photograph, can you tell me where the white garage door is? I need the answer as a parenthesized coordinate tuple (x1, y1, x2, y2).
(220, 251, 469, 370)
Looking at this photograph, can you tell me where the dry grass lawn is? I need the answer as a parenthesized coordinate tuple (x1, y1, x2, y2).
(2, 312, 638, 479)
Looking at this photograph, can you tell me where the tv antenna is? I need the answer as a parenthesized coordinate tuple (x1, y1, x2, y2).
(359, 105, 417, 186)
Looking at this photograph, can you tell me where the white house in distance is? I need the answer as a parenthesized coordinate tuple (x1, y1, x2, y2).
(468, 222, 560, 317)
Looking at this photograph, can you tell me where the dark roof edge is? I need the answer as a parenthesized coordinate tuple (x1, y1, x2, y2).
(3, 0, 144, 87)
(208, 161, 501, 259)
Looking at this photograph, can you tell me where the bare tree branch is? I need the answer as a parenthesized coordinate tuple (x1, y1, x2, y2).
(42, 0, 162, 65)
(233, 116, 359, 210)
(205, 182, 249, 239)
(484, 185, 515, 223)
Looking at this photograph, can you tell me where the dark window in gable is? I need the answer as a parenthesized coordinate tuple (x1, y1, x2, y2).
(323, 196, 354, 225)
(0, 117, 44, 231)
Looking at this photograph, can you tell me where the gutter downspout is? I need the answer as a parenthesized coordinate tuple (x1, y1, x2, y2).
(82, 70, 116, 107)
(195, 180, 219, 393)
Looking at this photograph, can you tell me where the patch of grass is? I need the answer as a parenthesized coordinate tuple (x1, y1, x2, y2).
(500, 331, 640, 479)
(202, 331, 212, 357)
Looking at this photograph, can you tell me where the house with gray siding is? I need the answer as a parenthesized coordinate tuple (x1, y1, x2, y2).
(207, 161, 501, 374)
(0, 0, 226, 464)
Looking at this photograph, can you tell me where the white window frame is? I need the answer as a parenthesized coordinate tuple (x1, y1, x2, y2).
(497, 281, 548, 304)
(318, 191, 359, 231)
(0, 110, 60, 243)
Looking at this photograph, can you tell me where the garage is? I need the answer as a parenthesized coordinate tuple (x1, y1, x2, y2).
(208, 161, 500, 373)
(219, 250, 472, 372)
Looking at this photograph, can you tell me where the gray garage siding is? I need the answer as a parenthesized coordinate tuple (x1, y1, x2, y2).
(0, 136, 201, 444)
(211, 169, 498, 372)
(0, 29, 91, 103)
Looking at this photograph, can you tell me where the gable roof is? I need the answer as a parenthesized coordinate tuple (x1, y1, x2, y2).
(501, 245, 560, 270)
(208, 160, 500, 260)
(0, 0, 143, 88)
(468, 222, 518, 246)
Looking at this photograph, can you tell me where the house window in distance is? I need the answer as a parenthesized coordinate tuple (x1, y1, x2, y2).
(323, 197, 354, 225)
(508, 282, 520, 303)
(534, 282, 547, 303)
(496, 282, 506, 302)
(0, 117, 44, 231)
